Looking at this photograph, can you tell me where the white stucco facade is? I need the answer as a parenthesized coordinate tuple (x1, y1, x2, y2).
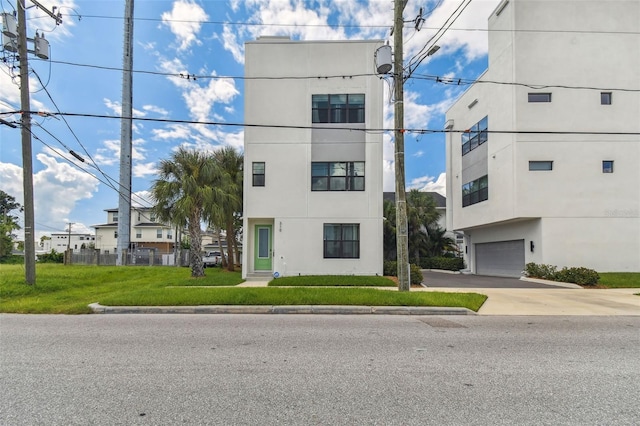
(446, 0, 640, 275)
(242, 38, 384, 278)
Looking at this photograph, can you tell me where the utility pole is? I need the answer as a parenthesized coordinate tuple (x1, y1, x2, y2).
(116, 0, 134, 266)
(66, 222, 74, 251)
(394, 0, 410, 291)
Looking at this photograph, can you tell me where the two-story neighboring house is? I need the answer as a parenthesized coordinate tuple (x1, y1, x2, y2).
(445, 0, 640, 276)
(93, 207, 176, 254)
(42, 233, 95, 253)
(242, 37, 384, 279)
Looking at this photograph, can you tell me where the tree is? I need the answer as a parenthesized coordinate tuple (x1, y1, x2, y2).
(0, 190, 23, 259)
(150, 148, 226, 278)
(383, 199, 397, 261)
(212, 146, 243, 272)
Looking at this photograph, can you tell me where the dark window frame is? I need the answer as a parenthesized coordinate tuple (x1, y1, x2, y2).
(462, 116, 488, 156)
(323, 223, 360, 259)
(529, 161, 553, 171)
(312, 94, 365, 124)
(602, 160, 614, 173)
(462, 175, 488, 207)
(601, 92, 612, 105)
(311, 161, 365, 191)
(252, 162, 265, 187)
(528, 93, 552, 103)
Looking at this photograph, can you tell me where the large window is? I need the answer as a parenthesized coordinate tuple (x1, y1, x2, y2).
(462, 116, 488, 155)
(462, 175, 488, 207)
(323, 224, 360, 258)
(252, 162, 265, 186)
(312, 94, 365, 123)
(312, 162, 364, 191)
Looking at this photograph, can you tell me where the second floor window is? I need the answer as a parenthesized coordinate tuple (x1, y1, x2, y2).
(253, 162, 265, 186)
(462, 175, 488, 207)
(462, 116, 488, 155)
(312, 162, 365, 191)
(312, 94, 365, 123)
(157, 229, 162, 239)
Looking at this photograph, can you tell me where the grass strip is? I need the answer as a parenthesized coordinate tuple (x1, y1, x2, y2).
(99, 287, 487, 312)
(598, 273, 640, 288)
(268, 275, 395, 287)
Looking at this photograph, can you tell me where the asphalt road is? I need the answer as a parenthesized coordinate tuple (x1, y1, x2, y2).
(2, 314, 638, 425)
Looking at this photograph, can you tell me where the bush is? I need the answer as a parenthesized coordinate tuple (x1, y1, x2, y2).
(37, 250, 64, 263)
(418, 257, 465, 271)
(384, 261, 424, 285)
(525, 262, 599, 286)
(0, 254, 24, 264)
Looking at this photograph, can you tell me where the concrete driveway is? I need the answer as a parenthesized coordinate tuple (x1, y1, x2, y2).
(420, 270, 640, 316)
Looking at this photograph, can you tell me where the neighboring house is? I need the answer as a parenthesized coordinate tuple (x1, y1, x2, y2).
(242, 37, 384, 278)
(445, 0, 639, 276)
(42, 233, 95, 253)
(93, 207, 177, 254)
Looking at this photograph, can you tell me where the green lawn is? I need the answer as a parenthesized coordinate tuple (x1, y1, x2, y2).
(268, 275, 396, 287)
(598, 273, 640, 288)
(0, 264, 487, 314)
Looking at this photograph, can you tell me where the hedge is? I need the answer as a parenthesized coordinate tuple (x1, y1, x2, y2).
(418, 257, 465, 272)
(525, 262, 599, 286)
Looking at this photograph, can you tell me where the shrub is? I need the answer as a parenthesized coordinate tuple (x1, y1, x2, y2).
(384, 261, 423, 285)
(556, 267, 600, 286)
(419, 257, 465, 271)
(0, 254, 24, 264)
(525, 262, 599, 285)
(37, 250, 64, 263)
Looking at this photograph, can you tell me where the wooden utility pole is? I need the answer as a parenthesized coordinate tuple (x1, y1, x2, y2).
(394, 0, 410, 291)
(17, 0, 36, 285)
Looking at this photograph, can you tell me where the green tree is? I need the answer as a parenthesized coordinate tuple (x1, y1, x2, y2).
(212, 146, 243, 272)
(150, 148, 225, 278)
(0, 190, 23, 259)
(383, 199, 397, 261)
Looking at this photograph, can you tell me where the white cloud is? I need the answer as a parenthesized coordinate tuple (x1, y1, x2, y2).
(161, 0, 209, 51)
(132, 190, 154, 207)
(0, 153, 99, 239)
(142, 105, 169, 116)
(408, 172, 447, 196)
(133, 162, 157, 178)
(413, 150, 424, 158)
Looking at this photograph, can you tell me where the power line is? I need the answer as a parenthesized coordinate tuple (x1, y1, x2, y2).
(62, 12, 640, 35)
(9, 110, 639, 136)
(33, 58, 640, 93)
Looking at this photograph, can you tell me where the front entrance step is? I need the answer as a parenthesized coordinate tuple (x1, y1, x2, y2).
(245, 272, 272, 281)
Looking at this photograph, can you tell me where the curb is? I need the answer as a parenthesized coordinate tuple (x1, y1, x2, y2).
(519, 276, 583, 289)
(88, 303, 475, 315)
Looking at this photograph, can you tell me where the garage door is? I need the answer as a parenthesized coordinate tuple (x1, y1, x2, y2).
(475, 239, 525, 277)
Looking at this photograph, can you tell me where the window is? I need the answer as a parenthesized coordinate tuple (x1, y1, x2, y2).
(167, 230, 173, 239)
(157, 229, 162, 239)
(601, 92, 612, 105)
(252, 162, 265, 186)
(462, 175, 488, 207)
(136, 230, 142, 239)
(312, 94, 365, 123)
(462, 116, 488, 155)
(114, 231, 118, 238)
(113, 212, 118, 222)
(312, 162, 365, 191)
(602, 160, 614, 173)
(528, 93, 552, 103)
(529, 161, 553, 171)
(150, 214, 156, 222)
(323, 224, 360, 258)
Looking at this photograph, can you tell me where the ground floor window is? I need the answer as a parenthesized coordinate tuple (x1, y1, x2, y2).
(323, 224, 360, 258)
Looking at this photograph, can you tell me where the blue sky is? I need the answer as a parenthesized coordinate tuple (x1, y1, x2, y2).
(0, 0, 499, 239)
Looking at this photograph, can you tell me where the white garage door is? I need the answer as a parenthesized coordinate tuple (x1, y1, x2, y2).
(475, 240, 525, 277)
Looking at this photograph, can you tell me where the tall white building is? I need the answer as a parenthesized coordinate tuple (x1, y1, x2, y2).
(242, 37, 384, 278)
(445, 0, 640, 276)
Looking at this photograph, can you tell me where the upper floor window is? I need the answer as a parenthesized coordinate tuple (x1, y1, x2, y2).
(602, 160, 614, 173)
(150, 213, 156, 222)
(157, 229, 162, 239)
(528, 93, 552, 103)
(113, 212, 118, 222)
(167, 231, 173, 239)
(601, 92, 612, 105)
(462, 175, 488, 207)
(462, 116, 488, 155)
(529, 161, 553, 171)
(312, 94, 365, 123)
(323, 224, 360, 259)
(136, 230, 142, 239)
(312, 162, 365, 191)
(252, 162, 265, 186)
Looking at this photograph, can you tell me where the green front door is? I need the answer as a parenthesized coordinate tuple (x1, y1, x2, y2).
(254, 225, 272, 271)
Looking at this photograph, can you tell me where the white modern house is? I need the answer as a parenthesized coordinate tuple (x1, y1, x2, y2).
(445, 0, 640, 276)
(93, 207, 177, 254)
(242, 37, 385, 278)
(41, 233, 95, 253)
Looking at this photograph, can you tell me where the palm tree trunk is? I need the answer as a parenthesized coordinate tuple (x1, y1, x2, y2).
(225, 216, 235, 272)
(189, 213, 205, 277)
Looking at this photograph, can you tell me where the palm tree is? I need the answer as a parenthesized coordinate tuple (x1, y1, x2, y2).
(150, 147, 224, 278)
(212, 146, 243, 272)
